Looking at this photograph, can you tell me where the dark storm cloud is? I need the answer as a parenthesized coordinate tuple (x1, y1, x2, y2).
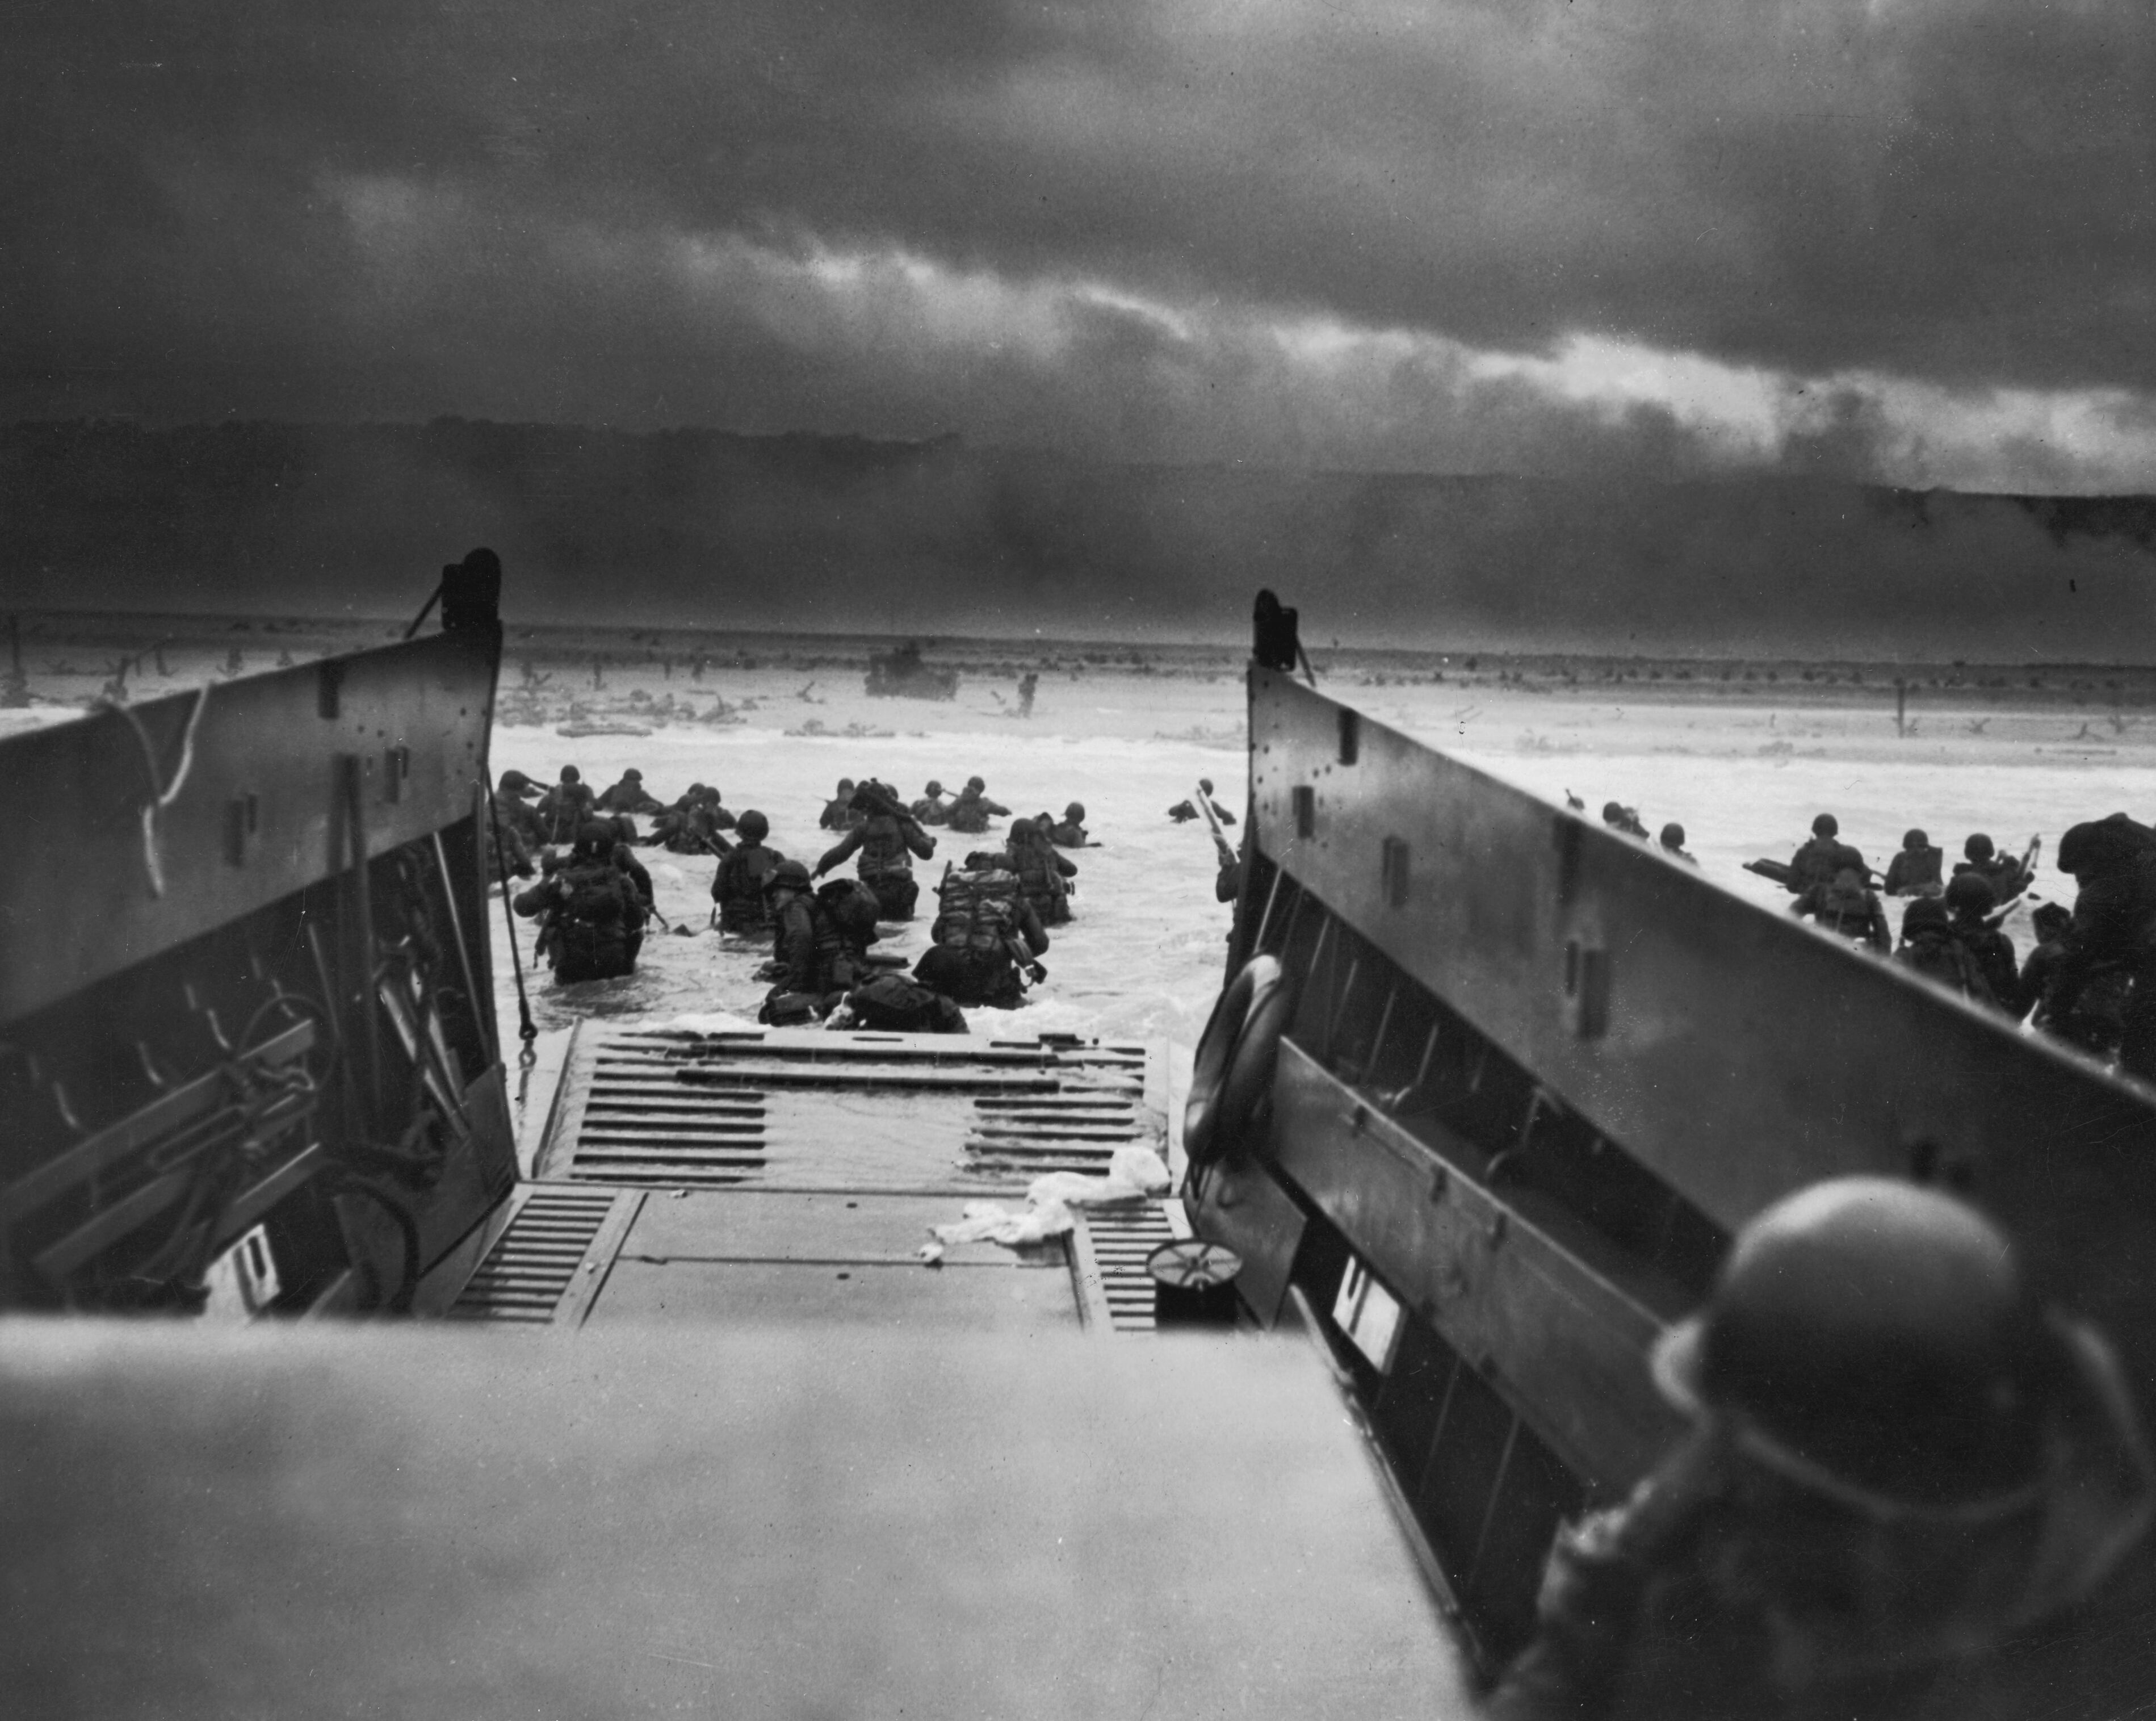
(3, 0, 2153, 460)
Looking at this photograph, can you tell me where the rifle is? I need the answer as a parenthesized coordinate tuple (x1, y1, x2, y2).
(1196, 785, 1238, 869)
(2013, 834, 2042, 893)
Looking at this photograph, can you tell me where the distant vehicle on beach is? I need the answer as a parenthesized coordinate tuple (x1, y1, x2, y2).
(865, 640, 959, 701)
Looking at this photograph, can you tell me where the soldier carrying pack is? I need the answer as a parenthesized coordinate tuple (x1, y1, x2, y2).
(916, 860, 1048, 1008)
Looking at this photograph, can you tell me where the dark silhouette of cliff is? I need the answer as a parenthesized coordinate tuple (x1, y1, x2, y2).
(5, 419, 2153, 659)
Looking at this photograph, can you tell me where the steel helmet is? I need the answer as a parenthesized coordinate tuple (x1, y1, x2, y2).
(1945, 872, 1997, 917)
(736, 809, 769, 843)
(966, 776, 985, 792)
(1811, 813, 1838, 837)
(2058, 813, 2156, 878)
(1966, 832, 1996, 861)
(765, 859, 812, 894)
(560, 765, 581, 783)
(1654, 1179, 2054, 1513)
(1904, 828, 1929, 850)
(623, 768, 642, 780)
(924, 780, 943, 796)
(1659, 822, 1685, 848)
(1065, 802, 1085, 822)
(1902, 895, 1951, 935)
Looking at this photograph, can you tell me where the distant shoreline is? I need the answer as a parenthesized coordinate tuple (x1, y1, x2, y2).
(11, 609, 2156, 715)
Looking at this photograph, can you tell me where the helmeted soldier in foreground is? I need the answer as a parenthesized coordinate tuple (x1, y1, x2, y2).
(819, 778, 862, 832)
(2021, 902, 2129, 1060)
(1956, 832, 2035, 907)
(2050, 813, 2156, 1079)
(594, 767, 665, 815)
(1043, 801, 1089, 847)
(999, 816, 1076, 927)
(710, 810, 783, 935)
(1884, 829, 1945, 898)
(1789, 813, 1858, 894)
(1893, 895, 1994, 1004)
(512, 821, 645, 983)
(1168, 778, 1238, 826)
(1790, 864, 1891, 953)
(487, 769, 543, 880)
(1490, 1178, 2155, 1721)
(535, 765, 597, 844)
(1944, 872, 2019, 1014)
(945, 776, 1010, 835)
(916, 858, 1048, 1007)
(813, 781, 936, 919)
(757, 860, 827, 1023)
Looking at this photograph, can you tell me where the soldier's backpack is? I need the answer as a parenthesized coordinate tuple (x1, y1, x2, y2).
(936, 864, 1021, 954)
(858, 815, 917, 877)
(846, 974, 967, 1034)
(1008, 838, 1071, 922)
(1895, 928, 1996, 1006)
(715, 844, 780, 903)
(1815, 876, 1878, 939)
(812, 878, 882, 987)
(558, 862, 630, 928)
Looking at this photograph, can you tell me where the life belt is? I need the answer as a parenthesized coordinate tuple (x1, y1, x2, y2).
(1184, 955, 1292, 1170)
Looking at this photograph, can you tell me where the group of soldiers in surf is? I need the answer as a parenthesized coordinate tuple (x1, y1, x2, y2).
(1574, 788, 2156, 1078)
(1592, 795, 1697, 865)
(1764, 810, 2156, 1077)
(488, 760, 1096, 1034)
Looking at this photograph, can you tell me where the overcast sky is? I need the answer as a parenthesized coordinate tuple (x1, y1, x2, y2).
(7, 0, 2153, 491)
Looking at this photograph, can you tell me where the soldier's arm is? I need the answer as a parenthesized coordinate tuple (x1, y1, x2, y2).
(981, 796, 1010, 815)
(1486, 1433, 1719, 1720)
(815, 830, 865, 876)
(1016, 903, 1049, 957)
(903, 820, 936, 860)
(1484, 1506, 1646, 1721)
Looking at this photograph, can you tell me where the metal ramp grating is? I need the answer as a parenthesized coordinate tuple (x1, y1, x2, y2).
(1071, 1200, 1190, 1333)
(564, 1036, 770, 1187)
(966, 1088, 1151, 1178)
(539, 1028, 1164, 1193)
(445, 1187, 639, 1324)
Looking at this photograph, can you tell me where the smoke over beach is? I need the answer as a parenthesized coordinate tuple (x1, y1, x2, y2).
(8, 419, 2154, 660)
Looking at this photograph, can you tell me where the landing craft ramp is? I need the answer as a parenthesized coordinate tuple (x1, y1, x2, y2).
(1197, 635, 2156, 1667)
(437, 1023, 1188, 1333)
